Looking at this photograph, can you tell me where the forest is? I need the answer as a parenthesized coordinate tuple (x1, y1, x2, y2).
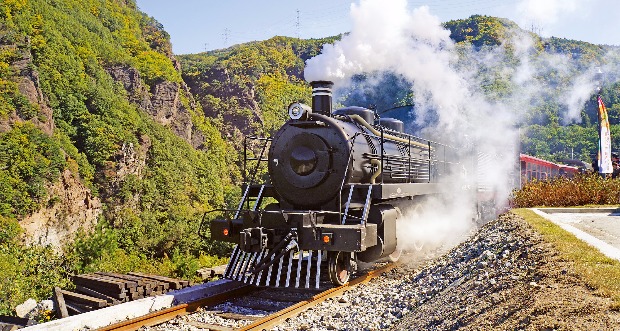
(1, 0, 620, 316)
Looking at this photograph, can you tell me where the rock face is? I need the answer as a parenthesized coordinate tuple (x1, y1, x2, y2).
(107, 65, 205, 148)
(20, 169, 102, 249)
(100, 134, 151, 217)
(0, 41, 54, 134)
(2, 42, 103, 249)
(182, 66, 263, 140)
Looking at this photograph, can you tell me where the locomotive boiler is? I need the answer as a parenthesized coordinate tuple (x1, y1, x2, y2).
(207, 81, 458, 288)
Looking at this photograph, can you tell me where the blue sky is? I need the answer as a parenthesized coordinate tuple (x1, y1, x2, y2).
(136, 0, 620, 55)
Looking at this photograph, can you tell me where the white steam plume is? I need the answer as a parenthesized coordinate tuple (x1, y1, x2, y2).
(305, 0, 518, 253)
(303, 0, 604, 255)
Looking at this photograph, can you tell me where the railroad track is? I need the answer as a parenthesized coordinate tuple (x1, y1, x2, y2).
(99, 262, 396, 331)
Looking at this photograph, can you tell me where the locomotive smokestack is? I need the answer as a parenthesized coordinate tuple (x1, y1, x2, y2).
(311, 81, 333, 116)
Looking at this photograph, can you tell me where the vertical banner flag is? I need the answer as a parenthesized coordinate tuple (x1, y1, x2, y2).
(598, 95, 613, 174)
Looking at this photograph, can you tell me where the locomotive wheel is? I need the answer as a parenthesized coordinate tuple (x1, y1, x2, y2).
(327, 251, 352, 285)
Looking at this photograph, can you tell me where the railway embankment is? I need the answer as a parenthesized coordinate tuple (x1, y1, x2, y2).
(271, 210, 620, 330)
(13, 210, 620, 330)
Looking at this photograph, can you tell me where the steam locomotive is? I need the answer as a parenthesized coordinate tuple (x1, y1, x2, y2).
(207, 81, 460, 288)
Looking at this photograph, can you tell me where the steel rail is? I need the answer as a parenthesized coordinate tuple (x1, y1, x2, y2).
(97, 262, 396, 331)
(97, 284, 255, 331)
(238, 262, 397, 331)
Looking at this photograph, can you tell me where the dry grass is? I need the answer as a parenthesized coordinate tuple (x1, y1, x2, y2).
(513, 208, 620, 309)
(511, 173, 620, 207)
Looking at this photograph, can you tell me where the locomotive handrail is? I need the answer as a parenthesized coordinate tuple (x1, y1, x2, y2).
(203, 207, 365, 223)
(337, 134, 357, 221)
(347, 114, 432, 150)
(242, 136, 272, 188)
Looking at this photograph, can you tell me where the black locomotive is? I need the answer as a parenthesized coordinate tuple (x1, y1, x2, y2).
(208, 81, 458, 288)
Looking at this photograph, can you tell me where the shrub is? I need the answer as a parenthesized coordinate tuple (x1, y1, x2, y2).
(0, 123, 66, 217)
(0, 215, 22, 244)
(510, 172, 620, 207)
(0, 243, 71, 316)
(133, 50, 181, 86)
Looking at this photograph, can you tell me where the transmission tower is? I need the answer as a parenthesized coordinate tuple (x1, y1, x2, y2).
(223, 28, 230, 46)
(296, 9, 300, 39)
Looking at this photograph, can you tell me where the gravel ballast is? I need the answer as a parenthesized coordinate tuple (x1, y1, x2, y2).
(272, 212, 620, 331)
(144, 212, 620, 330)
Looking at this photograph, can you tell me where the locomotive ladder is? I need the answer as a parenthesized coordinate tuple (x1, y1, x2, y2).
(233, 184, 266, 219)
(341, 185, 373, 224)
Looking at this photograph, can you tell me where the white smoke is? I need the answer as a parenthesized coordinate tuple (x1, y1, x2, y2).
(305, 0, 513, 254)
(562, 72, 598, 123)
(303, 0, 602, 256)
(495, 30, 598, 125)
(394, 193, 476, 255)
(512, 0, 610, 117)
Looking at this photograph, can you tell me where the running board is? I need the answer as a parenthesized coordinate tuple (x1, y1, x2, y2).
(224, 246, 323, 289)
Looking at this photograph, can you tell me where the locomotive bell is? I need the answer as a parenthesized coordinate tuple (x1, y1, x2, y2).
(311, 81, 333, 116)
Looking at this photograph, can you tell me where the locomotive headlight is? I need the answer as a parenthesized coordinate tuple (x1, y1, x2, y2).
(288, 102, 312, 120)
(290, 105, 302, 118)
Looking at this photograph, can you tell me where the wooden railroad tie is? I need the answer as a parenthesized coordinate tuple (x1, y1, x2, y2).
(54, 272, 191, 317)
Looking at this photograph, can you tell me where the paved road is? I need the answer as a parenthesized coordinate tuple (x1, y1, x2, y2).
(532, 208, 620, 261)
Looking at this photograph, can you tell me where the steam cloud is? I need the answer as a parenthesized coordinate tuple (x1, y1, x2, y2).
(303, 0, 605, 255)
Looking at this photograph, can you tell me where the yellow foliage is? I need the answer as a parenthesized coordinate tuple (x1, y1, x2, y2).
(89, 4, 99, 17)
(66, 157, 79, 175)
(4, 0, 26, 9)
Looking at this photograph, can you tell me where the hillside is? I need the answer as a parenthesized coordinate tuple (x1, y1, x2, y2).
(178, 36, 339, 143)
(179, 15, 620, 164)
(0, 0, 234, 314)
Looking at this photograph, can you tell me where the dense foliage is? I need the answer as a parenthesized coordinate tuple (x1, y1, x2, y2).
(444, 15, 521, 48)
(0, 123, 66, 217)
(0, 0, 235, 315)
(511, 173, 620, 207)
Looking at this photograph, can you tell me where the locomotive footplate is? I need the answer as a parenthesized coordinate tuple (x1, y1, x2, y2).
(211, 211, 378, 253)
(297, 223, 377, 252)
(232, 222, 378, 253)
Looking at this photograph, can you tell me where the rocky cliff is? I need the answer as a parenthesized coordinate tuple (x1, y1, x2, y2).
(1, 39, 102, 248)
(107, 64, 205, 149)
(20, 169, 102, 248)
